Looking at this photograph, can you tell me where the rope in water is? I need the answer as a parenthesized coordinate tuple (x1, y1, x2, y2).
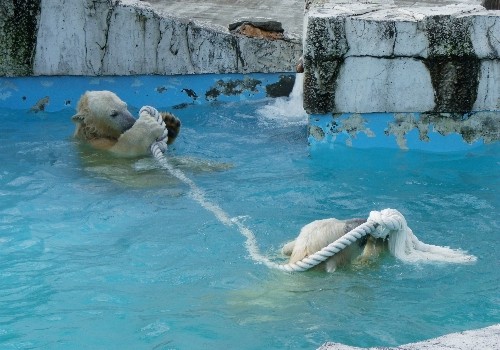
(142, 106, 409, 272)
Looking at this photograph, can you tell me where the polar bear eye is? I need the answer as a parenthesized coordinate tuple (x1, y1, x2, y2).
(110, 110, 119, 118)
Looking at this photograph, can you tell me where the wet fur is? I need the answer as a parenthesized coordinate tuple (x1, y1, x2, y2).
(282, 218, 387, 272)
(160, 111, 181, 145)
(72, 92, 129, 145)
(72, 91, 181, 153)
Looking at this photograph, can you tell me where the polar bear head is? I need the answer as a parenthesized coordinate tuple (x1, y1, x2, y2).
(71, 90, 136, 142)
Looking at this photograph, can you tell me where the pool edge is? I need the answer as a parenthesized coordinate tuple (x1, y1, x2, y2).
(318, 323, 500, 350)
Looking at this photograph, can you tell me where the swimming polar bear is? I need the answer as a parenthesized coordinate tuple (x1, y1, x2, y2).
(282, 218, 387, 272)
(282, 212, 477, 272)
(71, 90, 181, 157)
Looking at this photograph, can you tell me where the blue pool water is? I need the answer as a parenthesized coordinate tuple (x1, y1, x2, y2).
(0, 100, 499, 350)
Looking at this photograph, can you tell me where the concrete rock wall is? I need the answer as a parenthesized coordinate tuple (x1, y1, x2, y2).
(0, 0, 41, 76)
(303, 0, 500, 114)
(1, 0, 499, 120)
(1, 0, 301, 76)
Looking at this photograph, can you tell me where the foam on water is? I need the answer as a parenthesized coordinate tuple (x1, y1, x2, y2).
(256, 73, 308, 126)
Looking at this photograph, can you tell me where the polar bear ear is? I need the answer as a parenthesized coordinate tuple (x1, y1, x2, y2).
(72, 93, 90, 124)
(71, 114, 85, 124)
(71, 113, 86, 125)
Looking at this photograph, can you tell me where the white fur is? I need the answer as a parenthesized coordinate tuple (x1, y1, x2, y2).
(282, 219, 380, 272)
(283, 217, 476, 272)
(110, 111, 164, 156)
(72, 91, 164, 157)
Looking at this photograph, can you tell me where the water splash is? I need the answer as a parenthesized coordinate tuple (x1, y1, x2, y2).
(256, 73, 308, 126)
(388, 227, 477, 264)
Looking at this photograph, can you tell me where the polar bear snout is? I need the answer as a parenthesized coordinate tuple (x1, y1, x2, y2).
(113, 109, 136, 133)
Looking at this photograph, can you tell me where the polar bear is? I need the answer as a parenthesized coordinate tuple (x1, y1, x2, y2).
(71, 90, 181, 157)
(282, 213, 477, 272)
(282, 218, 387, 272)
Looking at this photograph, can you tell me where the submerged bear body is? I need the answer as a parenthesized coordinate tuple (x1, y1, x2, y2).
(282, 218, 387, 272)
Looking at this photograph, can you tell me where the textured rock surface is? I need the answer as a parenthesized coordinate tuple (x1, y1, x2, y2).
(318, 324, 500, 350)
(303, 0, 500, 114)
(4, 0, 302, 76)
(229, 20, 285, 40)
(0, 0, 41, 76)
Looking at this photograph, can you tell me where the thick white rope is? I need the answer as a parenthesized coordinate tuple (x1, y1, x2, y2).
(142, 106, 475, 272)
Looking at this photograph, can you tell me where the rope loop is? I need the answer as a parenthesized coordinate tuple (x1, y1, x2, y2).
(367, 208, 407, 239)
(140, 105, 169, 153)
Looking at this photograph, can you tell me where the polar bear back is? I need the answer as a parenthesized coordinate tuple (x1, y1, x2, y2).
(289, 219, 342, 261)
(289, 218, 366, 272)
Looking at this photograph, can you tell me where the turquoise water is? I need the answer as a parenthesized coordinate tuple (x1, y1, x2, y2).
(0, 102, 498, 350)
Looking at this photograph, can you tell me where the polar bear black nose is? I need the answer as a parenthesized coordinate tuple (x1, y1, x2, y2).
(118, 110, 136, 132)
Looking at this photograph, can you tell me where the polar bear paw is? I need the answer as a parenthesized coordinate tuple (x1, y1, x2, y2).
(160, 112, 181, 145)
(139, 106, 169, 142)
(139, 106, 170, 154)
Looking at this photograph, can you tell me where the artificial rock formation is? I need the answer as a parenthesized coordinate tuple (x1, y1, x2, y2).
(303, 0, 500, 114)
(0, 0, 41, 76)
(0, 0, 301, 76)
